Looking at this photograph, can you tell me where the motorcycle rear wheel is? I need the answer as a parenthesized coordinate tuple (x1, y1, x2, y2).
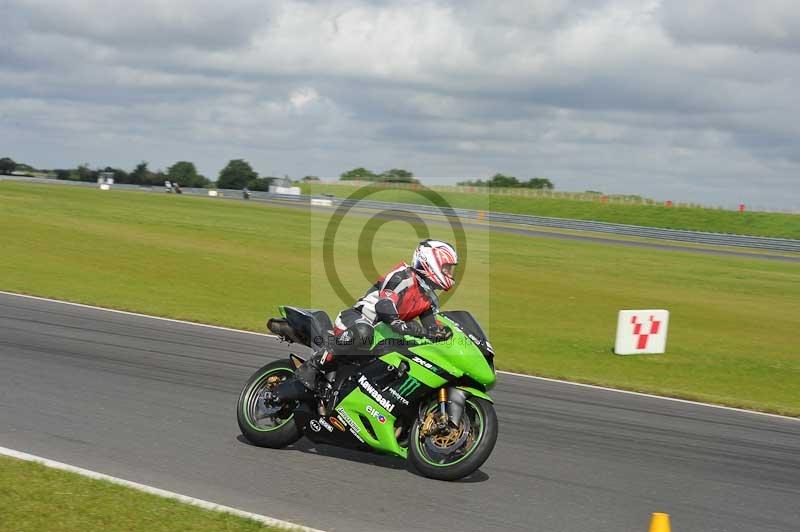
(409, 397, 498, 481)
(237, 360, 301, 448)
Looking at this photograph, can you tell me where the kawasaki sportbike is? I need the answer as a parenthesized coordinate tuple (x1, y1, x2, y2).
(237, 306, 498, 481)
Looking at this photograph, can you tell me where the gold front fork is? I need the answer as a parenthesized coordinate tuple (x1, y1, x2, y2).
(420, 388, 451, 437)
(437, 387, 449, 430)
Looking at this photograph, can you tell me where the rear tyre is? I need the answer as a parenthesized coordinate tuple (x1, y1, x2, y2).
(409, 397, 498, 481)
(237, 360, 302, 448)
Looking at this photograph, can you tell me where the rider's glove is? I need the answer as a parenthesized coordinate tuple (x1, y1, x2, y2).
(389, 319, 426, 337)
(425, 325, 452, 342)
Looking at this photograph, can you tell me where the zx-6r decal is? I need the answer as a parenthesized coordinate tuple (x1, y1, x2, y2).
(411, 356, 443, 374)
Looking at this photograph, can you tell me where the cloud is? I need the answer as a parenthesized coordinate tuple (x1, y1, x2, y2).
(12, 0, 271, 49)
(659, 0, 800, 53)
(1, 0, 799, 209)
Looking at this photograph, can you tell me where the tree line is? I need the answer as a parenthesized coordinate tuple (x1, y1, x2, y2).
(458, 173, 554, 189)
(336, 168, 556, 189)
(339, 167, 419, 183)
(2, 156, 555, 191)
(0, 157, 274, 191)
(76, 161, 214, 188)
(0, 157, 214, 188)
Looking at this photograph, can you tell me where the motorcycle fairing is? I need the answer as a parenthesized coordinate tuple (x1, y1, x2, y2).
(373, 313, 496, 391)
(286, 309, 495, 457)
(293, 402, 372, 451)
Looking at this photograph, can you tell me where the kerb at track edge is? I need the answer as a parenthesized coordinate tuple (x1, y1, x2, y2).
(0, 446, 324, 532)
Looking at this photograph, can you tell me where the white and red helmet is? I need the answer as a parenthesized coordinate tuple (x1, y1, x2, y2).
(412, 239, 458, 291)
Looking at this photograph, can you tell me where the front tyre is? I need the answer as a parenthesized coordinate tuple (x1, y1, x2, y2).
(237, 360, 301, 448)
(409, 397, 498, 481)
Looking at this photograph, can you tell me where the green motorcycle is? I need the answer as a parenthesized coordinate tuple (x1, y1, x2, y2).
(237, 306, 498, 481)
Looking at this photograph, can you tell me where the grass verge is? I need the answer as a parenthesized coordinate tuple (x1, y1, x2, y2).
(0, 456, 291, 532)
(1, 182, 798, 416)
(302, 182, 800, 239)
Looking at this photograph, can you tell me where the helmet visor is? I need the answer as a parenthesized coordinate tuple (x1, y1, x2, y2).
(441, 263, 456, 279)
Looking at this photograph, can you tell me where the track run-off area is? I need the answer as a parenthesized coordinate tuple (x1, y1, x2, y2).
(1, 292, 799, 531)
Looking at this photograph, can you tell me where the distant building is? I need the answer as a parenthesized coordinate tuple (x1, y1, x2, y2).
(98, 172, 115, 185)
(268, 176, 300, 195)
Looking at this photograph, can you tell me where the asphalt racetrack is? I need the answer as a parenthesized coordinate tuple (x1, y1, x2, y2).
(1, 292, 799, 531)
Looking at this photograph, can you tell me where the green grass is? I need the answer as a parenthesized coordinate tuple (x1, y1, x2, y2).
(1, 182, 799, 416)
(0, 456, 288, 532)
(301, 182, 800, 239)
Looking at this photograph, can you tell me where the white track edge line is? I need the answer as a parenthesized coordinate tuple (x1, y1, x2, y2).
(0, 290, 279, 339)
(497, 371, 799, 422)
(2, 290, 797, 422)
(0, 446, 324, 532)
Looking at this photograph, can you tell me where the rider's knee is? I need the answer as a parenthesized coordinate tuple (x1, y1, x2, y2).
(335, 321, 374, 355)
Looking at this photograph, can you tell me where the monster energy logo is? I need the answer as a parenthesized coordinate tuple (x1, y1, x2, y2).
(396, 376, 421, 397)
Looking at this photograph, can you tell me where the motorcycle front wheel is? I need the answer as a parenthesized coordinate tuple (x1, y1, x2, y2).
(408, 396, 498, 481)
(237, 360, 301, 448)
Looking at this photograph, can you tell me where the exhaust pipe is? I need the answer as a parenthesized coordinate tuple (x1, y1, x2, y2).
(267, 318, 301, 344)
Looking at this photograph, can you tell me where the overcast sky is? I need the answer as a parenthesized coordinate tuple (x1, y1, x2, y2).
(2, 0, 799, 209)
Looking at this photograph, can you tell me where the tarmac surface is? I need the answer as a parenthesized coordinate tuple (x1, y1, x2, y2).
(1, 292, 799, 531)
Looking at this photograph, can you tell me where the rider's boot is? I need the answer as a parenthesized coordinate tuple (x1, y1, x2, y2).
(270, 378, 312, 404)
(267, 350, 332, 407)
(296, 350, 337, 416)
(254, 376, 310, 420)
(294, 350, 333, 390)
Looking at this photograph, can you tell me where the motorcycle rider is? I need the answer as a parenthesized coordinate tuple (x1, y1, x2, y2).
(272, 239, 458, 403)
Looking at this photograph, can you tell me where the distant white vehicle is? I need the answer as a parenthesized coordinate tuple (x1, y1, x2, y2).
(268, 185, 301, 195)
(97, 172, 114, 189)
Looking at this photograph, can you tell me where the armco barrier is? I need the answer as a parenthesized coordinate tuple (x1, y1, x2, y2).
(329, 197, 800, 253)
(3, 176, 799, 253)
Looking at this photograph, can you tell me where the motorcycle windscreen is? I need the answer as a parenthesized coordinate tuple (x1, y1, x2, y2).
(440, 310, 488, 342)
(435, 312, 496, 387)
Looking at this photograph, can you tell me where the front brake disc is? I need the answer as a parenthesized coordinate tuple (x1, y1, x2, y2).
(423, 415, 471, 457)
